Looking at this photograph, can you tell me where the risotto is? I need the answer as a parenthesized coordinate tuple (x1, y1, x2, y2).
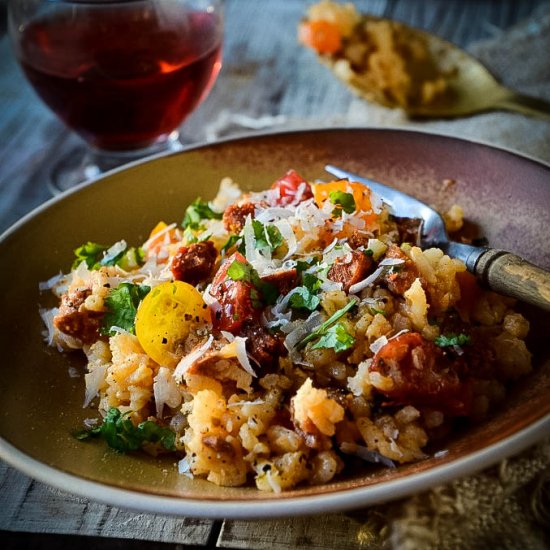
(41, 169, 532, 492)
(298, 1, 452, 108)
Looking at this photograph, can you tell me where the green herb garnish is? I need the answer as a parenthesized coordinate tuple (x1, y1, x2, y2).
(434, 333, 471, 348)
(75, 408, 175, 453)
(72, 242, 109, 269)
(222, 234, 242, 253)
(101, 283, 151, 336)
(329, 190, 356, 217)
(289, 286, 321, 312)
(72, 241, 144, 271)
(310, 322, 355, 352)
(252, 220, 284, 253)
(182, 197, 222, 229)
(226, 259, 278, 306)
(297, 298, 358, 350)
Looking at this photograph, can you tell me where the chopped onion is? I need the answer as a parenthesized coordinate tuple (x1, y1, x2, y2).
(202, 284, 217, 306)
(173, 335, 213, 381)
(38, 272, 64, 292)
(178, 456, 194, 478)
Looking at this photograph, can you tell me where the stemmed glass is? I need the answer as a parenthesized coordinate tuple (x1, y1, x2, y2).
(8, 0, 223, 194)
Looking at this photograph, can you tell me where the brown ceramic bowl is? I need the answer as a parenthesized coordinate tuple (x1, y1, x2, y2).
(1, 128, 549, 518)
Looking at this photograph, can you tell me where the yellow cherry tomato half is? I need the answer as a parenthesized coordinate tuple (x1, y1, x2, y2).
(135, 281, 211, 368)
(311, 180, 379, 227)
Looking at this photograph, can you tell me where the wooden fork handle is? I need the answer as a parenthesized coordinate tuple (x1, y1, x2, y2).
(475, 249, 550, 311)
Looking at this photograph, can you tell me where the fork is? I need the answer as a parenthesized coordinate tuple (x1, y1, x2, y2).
(325, 165, 550, 312)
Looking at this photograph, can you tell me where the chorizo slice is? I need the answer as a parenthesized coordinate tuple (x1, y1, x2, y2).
(240, 321, 282, 369)
(170, 240, 217, 285)
(261, 268, 298, 296)
(382, 244, 420, 295)
(53, 287, 102, 344)
(222, 202, 256, 234)
(328, 250, 374, 292)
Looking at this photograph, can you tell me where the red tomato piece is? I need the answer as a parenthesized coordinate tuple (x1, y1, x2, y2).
(270, 169, 313, 206)
(369, 332, 472, 416)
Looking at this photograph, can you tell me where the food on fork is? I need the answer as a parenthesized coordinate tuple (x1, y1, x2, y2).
(298, 0, 453, 108)
(41, 169, 532, 492)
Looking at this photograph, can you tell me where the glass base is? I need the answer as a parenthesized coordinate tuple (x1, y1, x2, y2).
(48, 132, 183, 195)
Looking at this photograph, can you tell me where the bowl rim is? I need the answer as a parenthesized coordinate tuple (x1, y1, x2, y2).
(1, 414, 548, 518)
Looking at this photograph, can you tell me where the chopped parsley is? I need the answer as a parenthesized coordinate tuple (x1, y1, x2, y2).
(434, 333, 471, 348)
(72, 241, 144, 271)
(73, 242, 108, 269)
(289, 271, 322, 311)
(226, 259, 278, 306)
(289, 286, 321, 311)
(252, 220, 284, 253)
(101, 283, 151, 336)
(297, 298, 358, 350)
(182, 197, 222, 229)
(74, 408, 176, 453)
(311, 322, 355, 352)
(329, 190, 356, 217)
(222, 234, 242, 253)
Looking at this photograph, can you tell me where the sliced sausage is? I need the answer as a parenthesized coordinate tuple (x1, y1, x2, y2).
(240, 321, 282, 369)
(261, 268, 298, 296)
(53, 287, 103, 344)
(328, 250, 374, 292)
(382, 244, 421, 295)
(222, 202, 256, 234)
(170, 240, 217, 285)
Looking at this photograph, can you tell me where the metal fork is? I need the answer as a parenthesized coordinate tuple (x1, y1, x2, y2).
(325, 165, 550, 311)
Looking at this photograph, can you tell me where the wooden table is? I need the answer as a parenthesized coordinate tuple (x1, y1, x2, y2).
(1, 1, 548, 548)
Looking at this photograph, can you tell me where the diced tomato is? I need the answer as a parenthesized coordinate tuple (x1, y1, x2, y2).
(208, 253, 260, 333)
(270, 169, 313, 206)
(298, 20, 342, 55)
(369, 332, 472, 416)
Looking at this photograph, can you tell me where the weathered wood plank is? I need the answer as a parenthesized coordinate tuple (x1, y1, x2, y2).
(216, 513, 382, 550)
(0, 462, 214, 545)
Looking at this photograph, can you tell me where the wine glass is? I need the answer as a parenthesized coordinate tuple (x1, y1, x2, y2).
(8, 0, 223, 194)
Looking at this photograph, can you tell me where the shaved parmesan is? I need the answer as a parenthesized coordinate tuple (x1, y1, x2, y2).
(154, 366, 182, 417)
(370, 335, 389, 355)
(83, 365, 107, 408)
(348, 265, 385, 294)
(234, 336, 257, 378)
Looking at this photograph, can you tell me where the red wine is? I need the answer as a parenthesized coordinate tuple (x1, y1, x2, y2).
(17, 5, 222, 151)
